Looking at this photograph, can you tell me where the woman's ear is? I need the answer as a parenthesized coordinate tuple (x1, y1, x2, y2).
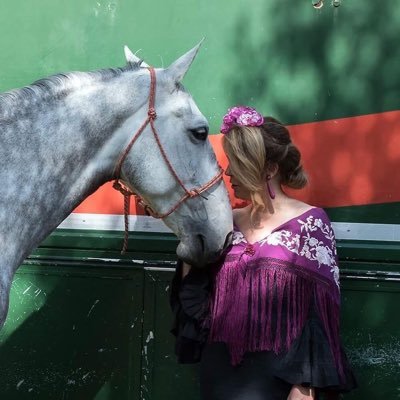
(267, 164, 279, 179)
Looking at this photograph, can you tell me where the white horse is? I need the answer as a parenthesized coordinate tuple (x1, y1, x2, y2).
(0, 42, 233, 329)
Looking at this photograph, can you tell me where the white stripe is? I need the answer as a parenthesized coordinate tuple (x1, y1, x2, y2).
(58, 213, 171, 233)
(332, 222, 400, 242)
(59, 213, 400, 242)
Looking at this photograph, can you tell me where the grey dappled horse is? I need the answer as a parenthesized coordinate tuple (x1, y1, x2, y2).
(0, 43, 233, 328)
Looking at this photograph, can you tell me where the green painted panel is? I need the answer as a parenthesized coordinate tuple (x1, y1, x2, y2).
(0, 0, 398, 132)
(141, 269, 200, 400)
(326, 202, 400, 224)
(33, 229, 179, 261)
(27, 201, 400, 262)
(0, 263, 144, 400)
(140, 268, 400, 400)
(340, 276, 400, 400)
(0, 258, 398, 399)
(30, 230, 400, 264)
(338, 242, 400, 263)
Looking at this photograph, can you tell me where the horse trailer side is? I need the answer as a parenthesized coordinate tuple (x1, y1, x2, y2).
(0, 0, 399, 399)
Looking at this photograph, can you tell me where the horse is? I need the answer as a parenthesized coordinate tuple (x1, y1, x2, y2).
(0, 42, 233, 329)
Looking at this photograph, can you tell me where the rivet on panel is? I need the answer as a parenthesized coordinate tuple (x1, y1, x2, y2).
(312, 0, 324, 9)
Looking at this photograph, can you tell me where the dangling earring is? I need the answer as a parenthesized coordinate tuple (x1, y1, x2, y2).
(266, 175, 276, 199)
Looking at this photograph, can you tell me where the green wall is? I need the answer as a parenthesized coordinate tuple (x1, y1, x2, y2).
(1, 0, 399, 130)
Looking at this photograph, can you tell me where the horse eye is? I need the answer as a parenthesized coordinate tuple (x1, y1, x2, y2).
(189, 126, 209, 141)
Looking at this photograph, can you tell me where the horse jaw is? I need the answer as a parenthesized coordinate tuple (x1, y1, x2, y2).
(164, 182, 233, 268)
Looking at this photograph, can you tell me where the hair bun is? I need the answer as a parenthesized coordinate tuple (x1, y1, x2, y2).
(264, 116, 283, 125)
(280, 145, 308, 189)
(286, 165, 308, 189)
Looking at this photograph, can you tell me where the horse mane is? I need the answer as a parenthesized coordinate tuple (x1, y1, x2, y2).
(0, 62, 141, 119)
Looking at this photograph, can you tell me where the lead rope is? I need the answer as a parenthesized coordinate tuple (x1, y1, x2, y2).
(112, 181, 133, 253)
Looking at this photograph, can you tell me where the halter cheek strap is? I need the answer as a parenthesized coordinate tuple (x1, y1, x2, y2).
(113, 67, 223, 253)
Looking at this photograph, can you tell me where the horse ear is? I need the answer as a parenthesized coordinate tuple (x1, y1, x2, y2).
(166, 39, 204, 82)
(124, 45, 149, 67)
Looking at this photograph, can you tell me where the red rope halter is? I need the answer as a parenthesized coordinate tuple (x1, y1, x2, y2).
(113, 67, 223, 253)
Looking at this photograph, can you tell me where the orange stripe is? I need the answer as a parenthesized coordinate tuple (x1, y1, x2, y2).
(289, 110, 400, 207)
(74, 110, 400, 214)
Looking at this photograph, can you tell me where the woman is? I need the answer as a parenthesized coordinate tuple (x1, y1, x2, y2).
(170, 106, 357, 400)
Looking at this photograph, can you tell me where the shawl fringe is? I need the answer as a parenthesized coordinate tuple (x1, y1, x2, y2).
(208, 257, 344, 381)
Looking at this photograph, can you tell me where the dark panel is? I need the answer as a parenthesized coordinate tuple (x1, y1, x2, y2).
(141, 269, 200, 400)
(326, 203, 400, 224)
(141, 266, 400, 400)
(0, 258, 399, 399)
(0, 263, 144, 400)
(340, 275, 400, 400)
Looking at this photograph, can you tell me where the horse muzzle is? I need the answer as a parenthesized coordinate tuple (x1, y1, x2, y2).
(176, 231, 233, 267)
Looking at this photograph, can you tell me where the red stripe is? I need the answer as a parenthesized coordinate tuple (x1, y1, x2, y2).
(74, 110, 400, 214)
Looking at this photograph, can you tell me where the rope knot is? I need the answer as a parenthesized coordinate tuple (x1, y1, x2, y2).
(148, 108, 157, 119)
(189, 189, 200, 198)
(113, 180, 134, 197)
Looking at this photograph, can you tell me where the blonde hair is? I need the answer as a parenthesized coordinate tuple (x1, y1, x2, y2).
(222, 117, 307, 227)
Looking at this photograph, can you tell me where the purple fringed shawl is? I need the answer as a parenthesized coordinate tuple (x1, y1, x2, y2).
(208, 207, 344, 379)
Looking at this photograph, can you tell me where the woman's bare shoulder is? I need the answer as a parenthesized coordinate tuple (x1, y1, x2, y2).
(287, 199, 316, 214)
(279, 199, 320, 223)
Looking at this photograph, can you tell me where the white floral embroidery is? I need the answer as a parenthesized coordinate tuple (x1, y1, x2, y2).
(260, 214, 340, 288)
(232, 230, 246, 245)
(261, 231, 300, 253)
(331, 265, 340, 287)
(314, 245, 332, 265)
(308, 237, 319, 247)
(314, 218, 324, 228)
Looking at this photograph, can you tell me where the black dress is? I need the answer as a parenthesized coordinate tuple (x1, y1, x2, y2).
(170, 262, 357, 400)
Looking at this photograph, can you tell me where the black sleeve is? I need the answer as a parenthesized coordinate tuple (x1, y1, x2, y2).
(273, 302, 357, 394)
(170, 260, 211, 364)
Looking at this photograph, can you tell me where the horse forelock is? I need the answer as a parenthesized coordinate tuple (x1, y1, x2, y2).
(0, 62, 142, 120)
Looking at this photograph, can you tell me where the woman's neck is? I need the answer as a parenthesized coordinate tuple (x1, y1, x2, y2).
(246, 183, 295, 229)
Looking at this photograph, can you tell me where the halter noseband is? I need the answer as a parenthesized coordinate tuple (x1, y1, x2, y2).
(113, 67, 224, 253)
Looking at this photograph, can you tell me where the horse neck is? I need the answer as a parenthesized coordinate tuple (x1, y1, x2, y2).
(38, 73, 143, 208)
(0, 71, 144, 267)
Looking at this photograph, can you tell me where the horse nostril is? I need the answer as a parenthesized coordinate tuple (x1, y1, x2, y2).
(223, 231, 233, 250)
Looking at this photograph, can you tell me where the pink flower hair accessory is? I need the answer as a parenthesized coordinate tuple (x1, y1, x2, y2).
(220, 106, 264, 134)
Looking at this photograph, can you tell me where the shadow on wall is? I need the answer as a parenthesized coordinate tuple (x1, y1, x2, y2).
(226, 0, 400, 124)
(0, 268, 143, 400)
(224, 0, 400, 211)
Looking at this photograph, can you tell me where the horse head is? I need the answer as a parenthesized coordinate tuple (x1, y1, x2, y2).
(114, 42, 233, 267)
